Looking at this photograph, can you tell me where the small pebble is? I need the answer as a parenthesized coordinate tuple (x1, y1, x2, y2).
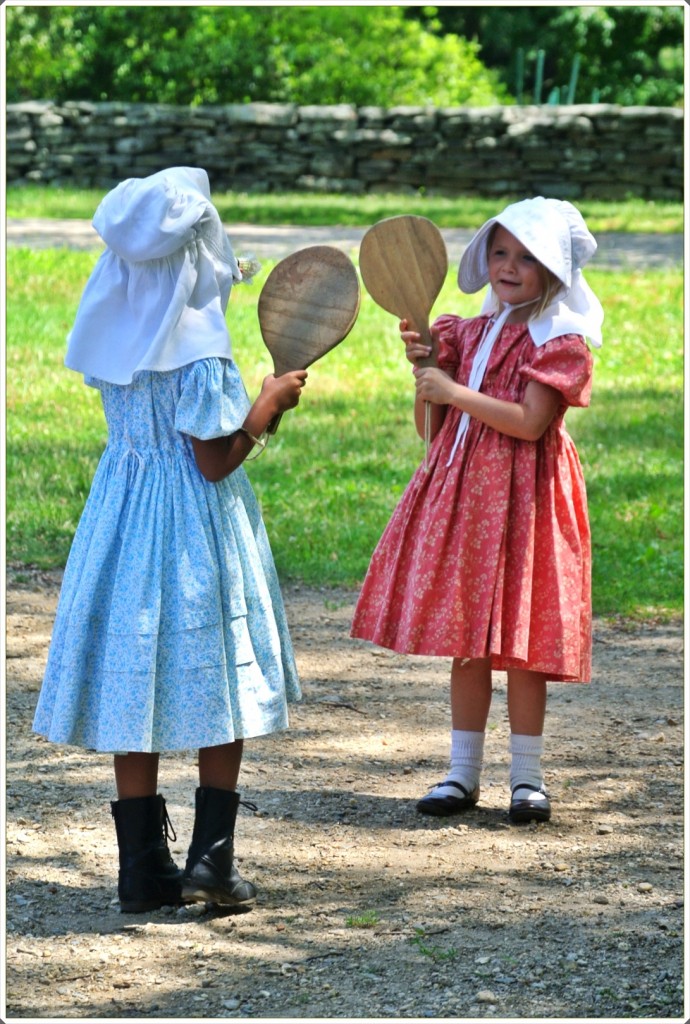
(177, 903, 206, 917)
(638, 882, 653, 892)
(597, 825, 614, 835)
(476, 990, 498, 1004)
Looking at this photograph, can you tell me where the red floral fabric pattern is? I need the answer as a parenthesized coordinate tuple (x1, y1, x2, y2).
(351, 314, 594, 682)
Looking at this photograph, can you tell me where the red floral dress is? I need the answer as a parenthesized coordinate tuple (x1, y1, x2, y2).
(351, 314, 594, 682)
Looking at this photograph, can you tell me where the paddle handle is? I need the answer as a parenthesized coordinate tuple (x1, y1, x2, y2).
(408, 320, 438, 471)
(410, 319, 438, 368)
(266, 412, 283, 436)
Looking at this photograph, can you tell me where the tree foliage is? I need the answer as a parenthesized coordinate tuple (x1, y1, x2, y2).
(421, 4, 684, 106)
(6, 4, 682, 108)
(5, 5, 510, 107)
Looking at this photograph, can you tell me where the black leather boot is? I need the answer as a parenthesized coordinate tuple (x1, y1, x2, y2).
(181, 786, 257, 906)
(110, 794, 183, 913)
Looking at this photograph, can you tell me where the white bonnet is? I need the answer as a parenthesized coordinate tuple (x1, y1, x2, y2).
(458, 196, 603, 349)
(458, 196, 597, 294)
(444, 196, 603, 464)
(93, 166, 232, 265)
(65, 167, 243, 385)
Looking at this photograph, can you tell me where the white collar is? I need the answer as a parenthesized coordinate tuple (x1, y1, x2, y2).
(479, 268, 603, 350)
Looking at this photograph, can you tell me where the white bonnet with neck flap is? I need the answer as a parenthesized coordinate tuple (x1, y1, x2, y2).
(65, 167, 243, 385)
(445, 196, 603, 465)
(458, 195, 604, 349)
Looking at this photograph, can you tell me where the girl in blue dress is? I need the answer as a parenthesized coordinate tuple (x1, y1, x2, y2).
(33, 167, 308, 912)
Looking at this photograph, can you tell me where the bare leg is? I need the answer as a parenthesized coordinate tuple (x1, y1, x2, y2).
(114, 752, 160, 799)
(450, 656, 493, 730)
(506, 668, 550, 821)
(417, 658, 492, 814)
(198, 740, 244, 791)
(506, 668, 547, 735)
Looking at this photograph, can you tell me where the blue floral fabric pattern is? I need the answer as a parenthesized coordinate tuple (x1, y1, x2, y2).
(33, 357, 301, 752)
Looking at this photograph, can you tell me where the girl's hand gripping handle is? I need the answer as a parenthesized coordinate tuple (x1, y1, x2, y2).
(404, 320, 438, 369)
(400, 318, 438, 368)
(264, 370, 308, 436)
(400, 319, 438, 468)
(258, 370, 308, 437)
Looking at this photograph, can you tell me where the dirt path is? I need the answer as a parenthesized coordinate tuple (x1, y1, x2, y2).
(5, 568, 685, 1021)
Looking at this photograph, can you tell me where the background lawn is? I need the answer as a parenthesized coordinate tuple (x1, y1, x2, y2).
(6, 239, 682, 621)
(6, 185, 684, 234)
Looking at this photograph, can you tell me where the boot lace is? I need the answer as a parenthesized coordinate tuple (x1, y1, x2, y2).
(240, 799, 258, 813)
(163, 803, 177, 843)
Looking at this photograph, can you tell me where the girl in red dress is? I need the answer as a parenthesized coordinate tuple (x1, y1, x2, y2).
(351, 197, 604, 823)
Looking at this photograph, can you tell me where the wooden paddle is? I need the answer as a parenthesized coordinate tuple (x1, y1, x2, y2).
(257, 245, 361, 434)
(359, 215, 448, 464)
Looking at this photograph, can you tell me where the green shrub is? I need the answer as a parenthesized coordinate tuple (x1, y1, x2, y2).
(6, 6, 509, 107)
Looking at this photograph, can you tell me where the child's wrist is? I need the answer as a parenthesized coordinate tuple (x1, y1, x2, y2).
(253, 392, 280, 426)
(239, 426, 267, 449)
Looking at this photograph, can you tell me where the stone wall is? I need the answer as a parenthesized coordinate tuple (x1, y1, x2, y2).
(6, 101, 683, 201)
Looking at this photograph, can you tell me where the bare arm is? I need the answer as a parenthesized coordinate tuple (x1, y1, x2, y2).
(413, 368, 561, 442)
(401, 319, 560, 443)
(190, 370, 307, 482)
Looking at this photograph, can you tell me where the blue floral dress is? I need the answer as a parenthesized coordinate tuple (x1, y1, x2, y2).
(33, 357, 301, 753)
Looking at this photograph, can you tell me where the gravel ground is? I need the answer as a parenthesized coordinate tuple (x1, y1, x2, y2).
(4, 567, 686, 1023)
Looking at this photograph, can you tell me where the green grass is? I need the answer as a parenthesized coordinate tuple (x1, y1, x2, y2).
(6, 247, 683, 621)
(410, 929, 460, 963)
(345, 910, 380, 929)
(6, 185, 683, 233)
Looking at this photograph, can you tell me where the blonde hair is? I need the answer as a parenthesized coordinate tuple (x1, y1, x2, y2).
(485, 224, 564, 321)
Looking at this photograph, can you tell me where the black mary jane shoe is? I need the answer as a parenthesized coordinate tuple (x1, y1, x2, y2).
(416, 780, 480, 817)
(508, 783, 551, 824)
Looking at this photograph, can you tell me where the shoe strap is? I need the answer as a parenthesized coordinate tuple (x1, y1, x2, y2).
(431, 780, 471, 798)
(510, 782, 545, 797)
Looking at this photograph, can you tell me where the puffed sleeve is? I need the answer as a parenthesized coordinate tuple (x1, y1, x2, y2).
(174, 357, 252, 439)
(432, 314, 462, 377)
(521, 334, 593, 408)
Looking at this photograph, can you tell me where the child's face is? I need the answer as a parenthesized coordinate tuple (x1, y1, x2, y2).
(487, 226, 544, 310)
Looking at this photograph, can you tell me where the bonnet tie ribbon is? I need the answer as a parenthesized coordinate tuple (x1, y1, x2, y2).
(445, 299, 536, 467)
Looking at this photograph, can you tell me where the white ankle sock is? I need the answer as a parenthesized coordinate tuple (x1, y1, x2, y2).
(510, 733, 547, 800)
(430, 729, 484, 798)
